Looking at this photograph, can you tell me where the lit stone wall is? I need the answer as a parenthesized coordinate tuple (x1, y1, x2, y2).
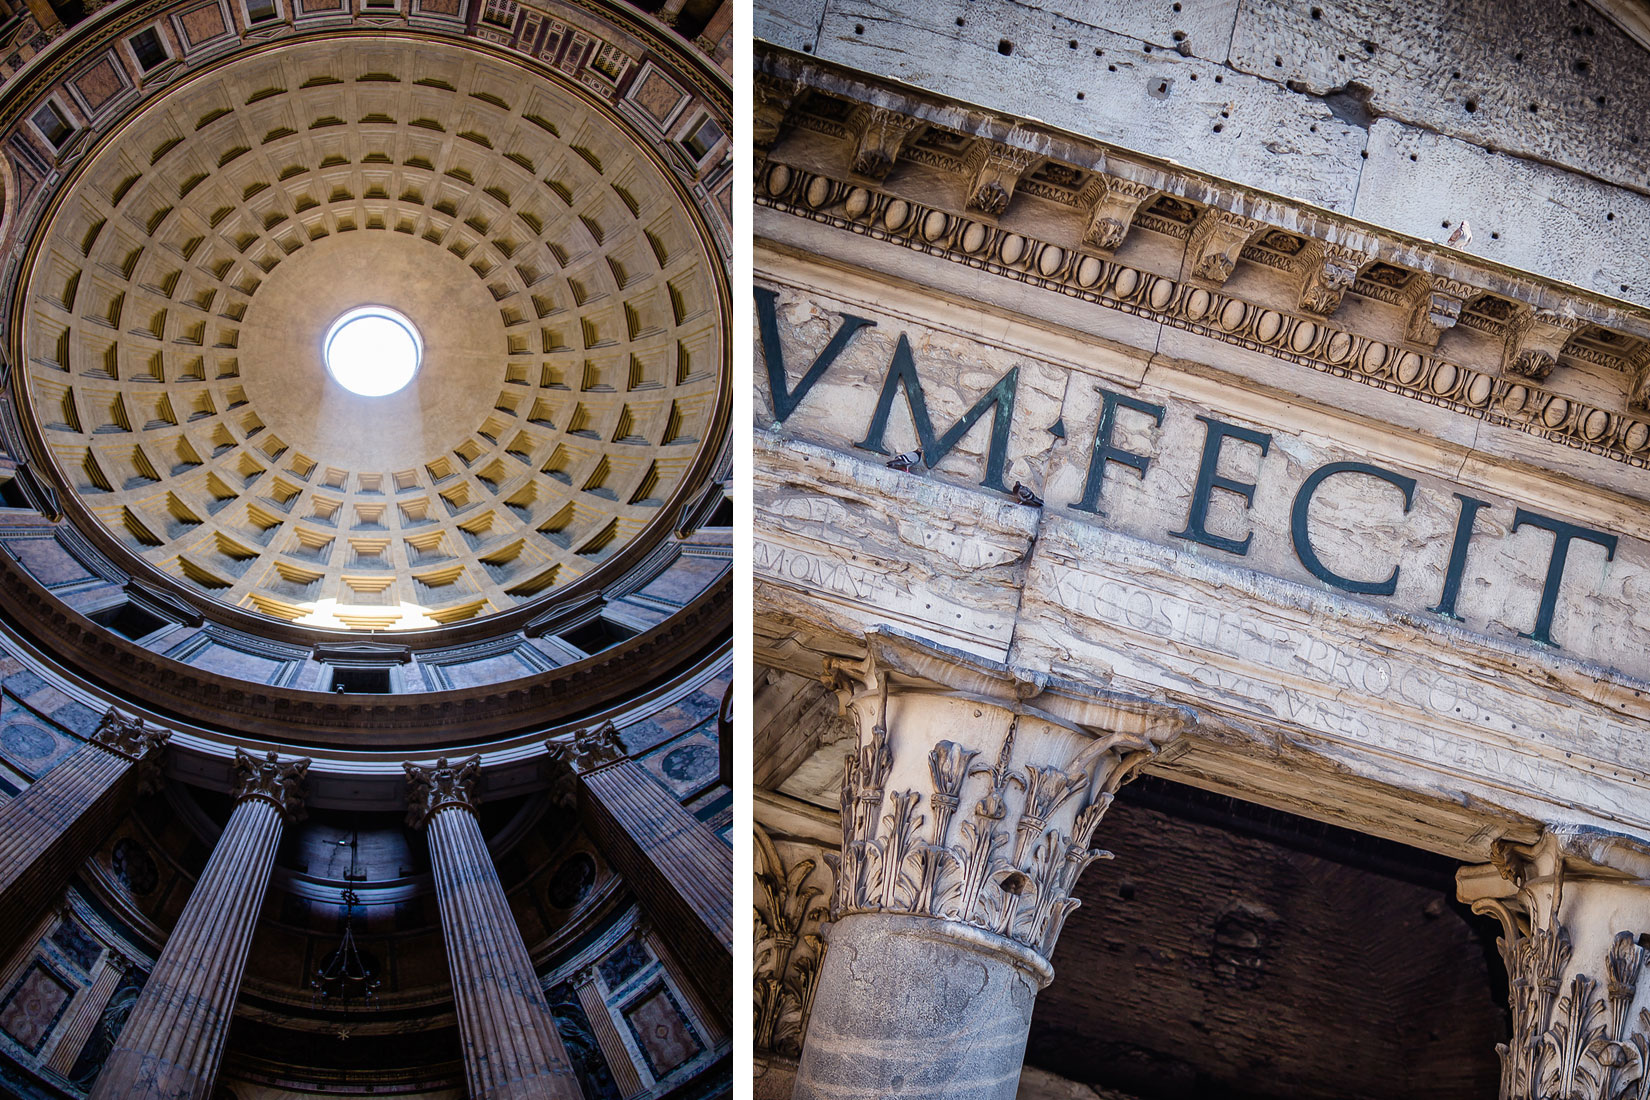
(756, 0, 1650, 309)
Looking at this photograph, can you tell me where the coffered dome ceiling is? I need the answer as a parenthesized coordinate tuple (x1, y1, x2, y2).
(16, 34, 723, 632)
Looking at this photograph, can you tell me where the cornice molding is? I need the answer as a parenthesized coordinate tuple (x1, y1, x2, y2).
(757, 160, 1650, 471)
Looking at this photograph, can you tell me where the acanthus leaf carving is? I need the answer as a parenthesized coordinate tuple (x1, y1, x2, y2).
(403, 754, 481, 827)
(1504, 307, 1585, 382)
(232, 747, 310, 821)
(832, 693, 1171, 965)
(544, 719, 629, 777)
(1466, 835, 1650, 1100)
(88, 707, 170, 773)
(754, 825, 831, 1058)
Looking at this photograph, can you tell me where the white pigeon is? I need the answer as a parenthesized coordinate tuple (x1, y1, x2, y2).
(1445, 220, 1472, 248)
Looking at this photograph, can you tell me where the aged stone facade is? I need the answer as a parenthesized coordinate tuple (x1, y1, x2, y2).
(754, 2, 1650, 1097)
(0, 0, 732, 1096)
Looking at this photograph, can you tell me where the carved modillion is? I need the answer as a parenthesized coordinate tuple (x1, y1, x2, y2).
(847, 105, 924, 181)
(1078, 174, 1156, 251)
(961, 139, 1039, 216)
(754, 72, 805, 152)
(1185, 209, 1263, 284)
(1502, 307, 1584, 382)
(403, 755, 481, 826)
(1403, 276, 1475, 348)
(1295, 240, 1374, 316)
(232, 748, 309, 821)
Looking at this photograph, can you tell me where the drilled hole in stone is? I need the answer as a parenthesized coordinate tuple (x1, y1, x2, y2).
(998, 38, 1013, 55)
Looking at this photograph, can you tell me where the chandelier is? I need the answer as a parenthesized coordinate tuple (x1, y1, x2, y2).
(310, 831, 381, 1036)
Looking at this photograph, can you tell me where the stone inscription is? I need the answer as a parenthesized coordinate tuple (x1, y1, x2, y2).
(1018, 522, 1650, 822)
(756, 280, 1650, 681)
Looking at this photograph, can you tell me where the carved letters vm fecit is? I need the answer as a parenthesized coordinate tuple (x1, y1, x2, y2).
(756, 286, 1619, 651)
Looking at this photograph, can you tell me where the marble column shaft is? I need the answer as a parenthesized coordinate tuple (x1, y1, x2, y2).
(410, 756, 582, 1100)
(89, 748, 305, 1100)
(580, 760, 732, 1019)
(46, 952, 127, 1074)
(574, 971, 644, 1097)
(0, 713, 166, 955)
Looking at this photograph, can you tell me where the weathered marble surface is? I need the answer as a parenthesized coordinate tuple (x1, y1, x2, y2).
(757, 0, 1650, 307)
(755, 262, 1650, 850)
(791, 914, 1044, 1100)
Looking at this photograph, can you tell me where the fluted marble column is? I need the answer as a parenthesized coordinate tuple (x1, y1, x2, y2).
(791, 636, 1187, 1100)
(548, 722, 732, 1022)
(573, 966, 643, 1097)
(1459, 827, 1650, 1100)
(46, 950, 129, 1074)
(89, 749, 308, 1100)
(404, 756, 582, 1100)
(0, 710, 167, 954)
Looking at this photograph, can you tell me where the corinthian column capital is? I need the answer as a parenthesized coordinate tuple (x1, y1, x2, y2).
(544, 720, 628, 776)
(403, 754, 482, 827)
(1458, 826, 1650, 1100)
(826, 632, 1189, 971)
(232, 748, 309, 821)
(88, 707, 169, 761)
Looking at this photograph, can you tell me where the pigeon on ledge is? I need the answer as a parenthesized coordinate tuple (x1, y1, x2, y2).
(1012, 482, 1045, 507)
(886, 449, 923, 472)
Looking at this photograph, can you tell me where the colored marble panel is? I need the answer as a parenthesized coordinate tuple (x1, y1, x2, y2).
(1, 719, 56, 761)
(0, 962, 74, 1053)
(630, 69, 685, 127)
(72, 56, 127, 114)
(183, 642, 285, 683)
(175, 1, 228, 45)
(623, 983, 701, 1077)
(638, 554, 724, 604)
(50, 918, 103, 973)
(641, 730, 718, 798)
(3, 537, 93, 588)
